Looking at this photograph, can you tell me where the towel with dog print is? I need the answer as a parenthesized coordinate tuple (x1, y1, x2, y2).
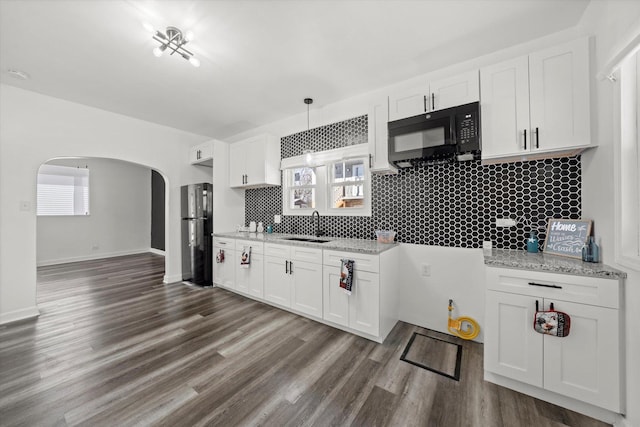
(534, 301, 570, 337)
(339, 259, 354, 295)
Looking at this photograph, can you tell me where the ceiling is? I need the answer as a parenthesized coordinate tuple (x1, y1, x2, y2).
(0, 0, 591, 139)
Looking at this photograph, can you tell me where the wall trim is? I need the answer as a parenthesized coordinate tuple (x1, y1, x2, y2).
(149, 248, 166, 256)
(0, 306, 40, 325)
(614, 415, 633, 427)
(163, 273, 182, 284)
(37, 249, 151, 267)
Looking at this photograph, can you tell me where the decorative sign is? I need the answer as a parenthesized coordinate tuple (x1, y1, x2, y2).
(544, 219, 592, 259)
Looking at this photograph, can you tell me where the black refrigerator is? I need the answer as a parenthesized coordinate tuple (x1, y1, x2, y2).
(181, 183, 213, 286)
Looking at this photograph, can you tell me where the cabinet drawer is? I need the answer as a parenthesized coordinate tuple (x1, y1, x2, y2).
(486, 267, 620, 309)
(323, 250, 379, 274)
(235, 240, 263, 255)
(213, 237, 236, 248)
(291, 246, 323, 263)
(264, 243, 290, 258)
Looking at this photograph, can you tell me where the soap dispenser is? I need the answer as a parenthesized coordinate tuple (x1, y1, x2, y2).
(526, 231, 539, 253)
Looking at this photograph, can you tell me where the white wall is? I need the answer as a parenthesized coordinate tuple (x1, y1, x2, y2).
(576, 3, 640, 427)
(37, 158, 152, 266)
(0, 84, 211, 324)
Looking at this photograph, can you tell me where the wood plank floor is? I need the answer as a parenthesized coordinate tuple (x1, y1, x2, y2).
(0, 253, 610, 427)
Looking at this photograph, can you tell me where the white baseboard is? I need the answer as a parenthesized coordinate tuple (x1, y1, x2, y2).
(615, 415, 633, 427)
(37, 249, 151, 266)
(149, 248, 166, 256)
(163, 274, 183, 284)
(0, 306, 40, 325)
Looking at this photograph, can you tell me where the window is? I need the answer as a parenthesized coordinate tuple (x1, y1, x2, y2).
(281, 144, 371, 216)
(614, 46, 640, 269)
(37, 164, 90, 216)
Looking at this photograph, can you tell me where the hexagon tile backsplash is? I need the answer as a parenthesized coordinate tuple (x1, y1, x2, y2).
(245, 115, 581, 250)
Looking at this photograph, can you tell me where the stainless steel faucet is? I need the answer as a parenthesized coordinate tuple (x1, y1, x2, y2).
(311, 210, 324, 237)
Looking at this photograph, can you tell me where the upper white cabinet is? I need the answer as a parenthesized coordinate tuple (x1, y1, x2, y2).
(368, 97, 397, 174)
(189, 141, 214, 167)
(229, 134, 281, 188)
(480, 37, 591, 162)
(388, 70, 479, 121)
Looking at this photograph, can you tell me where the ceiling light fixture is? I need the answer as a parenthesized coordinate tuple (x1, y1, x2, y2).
(303, 98, 314, 165)
(151, 26, 200, 67)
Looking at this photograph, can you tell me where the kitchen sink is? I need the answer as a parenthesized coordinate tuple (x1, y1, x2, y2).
(283, 237, 331, 243)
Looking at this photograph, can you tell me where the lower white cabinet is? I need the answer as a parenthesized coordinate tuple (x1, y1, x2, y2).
(234, 240, 264, 298)
(322, 250, 383, 337)
(212, 237, 235, 289)
(484, 267, 622, 413)
(263, 243, 323, 317)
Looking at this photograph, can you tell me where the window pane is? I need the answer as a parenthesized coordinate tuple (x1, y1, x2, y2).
(333, 159, 365, 183)
(37, 165, 90, 216)
(291, 167, 316, 186)
(290, 188, 315, 209)
(332, 184, 364, 208)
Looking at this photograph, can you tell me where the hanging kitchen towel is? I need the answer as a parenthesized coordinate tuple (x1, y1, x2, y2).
(533, 301, 571, 337)
(339, 259, 354, 295)
(240, 246, 251, 269)
(215, 249, 225, 263)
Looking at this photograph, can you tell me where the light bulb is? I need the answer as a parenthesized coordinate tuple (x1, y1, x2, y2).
(185, 30, 194, 42)
(305, 151, 313, 165)
(142, 21, 155, 33)
(153, 46, 165, 57)
(189, 57, 201, 67)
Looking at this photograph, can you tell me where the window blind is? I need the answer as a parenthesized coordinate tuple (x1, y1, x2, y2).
(37, 165, 90, 216)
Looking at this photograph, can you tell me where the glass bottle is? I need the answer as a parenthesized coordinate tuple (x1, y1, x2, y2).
(527, 231, 539, 253)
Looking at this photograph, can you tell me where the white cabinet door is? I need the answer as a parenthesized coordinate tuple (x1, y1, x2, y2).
(235, 259, 250, 295)
(348, 270, 380, 336)
(291, 260, 323, 318)
(213, 248, 235, 289)
(248, 254, 264, 299)
(388, 84, 428, 121)
(529, 38, 590, 152)
(543, 300, 620, 412)
(229, 142, 246, 188)
(264, 255, 291, 307)
(480, 56, 531, 158)
(484, 290, 543, 387)
(430, 70, 479, 111)
(323, 266, 349, 327)
(189, 141, 213, 166)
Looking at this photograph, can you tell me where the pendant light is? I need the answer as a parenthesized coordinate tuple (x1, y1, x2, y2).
(303, 98, 313, 165)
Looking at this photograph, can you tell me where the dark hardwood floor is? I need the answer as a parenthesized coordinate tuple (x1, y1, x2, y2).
(0, 253, 609, 427)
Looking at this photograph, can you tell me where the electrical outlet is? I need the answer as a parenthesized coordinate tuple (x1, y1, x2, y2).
(496, 218, 517, 227)
(421, 263, 431, 277)
(274, 215, 281, 224)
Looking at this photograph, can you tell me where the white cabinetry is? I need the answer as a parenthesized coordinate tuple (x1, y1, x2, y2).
(368, 97, 397, 174)
(322, 250, 388, 338)
(388, 70, 479, 121)
(234, 240, 264, 298)
(484, 267, 622, 413)
(212, 237, 235, 289)
(229, 134, 281, 188)
(480, 38, 591, 162)
(189, 141, 213, 166)
(263, 244, 323, 318)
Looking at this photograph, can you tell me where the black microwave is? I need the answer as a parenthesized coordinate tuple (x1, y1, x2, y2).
(387, 101, 481, 168)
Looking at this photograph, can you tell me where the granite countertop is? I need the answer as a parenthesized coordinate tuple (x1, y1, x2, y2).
(484, 249, 627, 280)
(213, 232, 398, 254)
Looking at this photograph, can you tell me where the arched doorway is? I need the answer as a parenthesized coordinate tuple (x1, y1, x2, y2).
(35, 157, 171, 283)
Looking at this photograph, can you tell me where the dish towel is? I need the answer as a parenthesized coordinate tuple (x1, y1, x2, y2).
(533, 301, 571, 337)
(339, 259, 355, 295)
(240, 246, 252, 269)
(215, 249, 225, 263)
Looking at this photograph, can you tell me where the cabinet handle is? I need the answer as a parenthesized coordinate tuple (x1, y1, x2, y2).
(245, 174, 248, 184)
(423, 95, 427, 112)
(289, 261, 293, 275)
(528, 281, 562, 289)
(523, 129, 527, 150)
(285, 260, 289, 274)
(431, 93, 435, 110)
(535, 127, 539, 149)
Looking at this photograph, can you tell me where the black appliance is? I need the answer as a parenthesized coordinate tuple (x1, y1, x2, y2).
(181, 183, 213, 286)
(387, 101, 481, 168)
